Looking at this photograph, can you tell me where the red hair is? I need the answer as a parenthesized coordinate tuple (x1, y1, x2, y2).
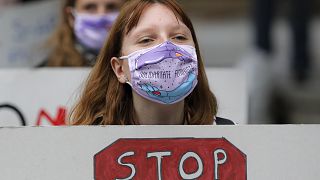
(70, 0, 217, 125)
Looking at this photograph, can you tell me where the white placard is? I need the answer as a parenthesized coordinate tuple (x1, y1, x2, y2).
(0, 125, 319, 179)
(0, 68, 247, 126)
(0, 1, 60, 67)
(0, 68, 90, 126)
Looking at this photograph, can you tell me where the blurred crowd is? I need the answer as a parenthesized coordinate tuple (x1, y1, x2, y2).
(0, 0, 319, 124)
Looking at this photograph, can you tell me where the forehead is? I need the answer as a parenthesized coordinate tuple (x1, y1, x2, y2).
(127, 3, 188, 35)
(76, 0, 120, 5)
(139, 4, 179, 24)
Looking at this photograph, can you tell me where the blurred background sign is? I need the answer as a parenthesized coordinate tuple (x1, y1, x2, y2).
(0, 68, 88, 126)
(0, 0, 60, 67)
(0, 68, 247, 126)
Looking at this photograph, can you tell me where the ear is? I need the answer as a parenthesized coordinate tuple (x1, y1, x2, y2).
(111, 57, 127, 83)
(65, 7, 75, 28)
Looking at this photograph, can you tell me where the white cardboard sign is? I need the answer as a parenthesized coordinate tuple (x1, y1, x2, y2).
(0, 125, 319, 179)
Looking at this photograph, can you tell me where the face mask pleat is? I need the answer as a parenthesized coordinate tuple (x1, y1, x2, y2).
(120, 41, 198, 105)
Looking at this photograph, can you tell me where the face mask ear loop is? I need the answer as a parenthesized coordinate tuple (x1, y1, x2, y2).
(70, 8, 77, 17)
(119, 56, 128, 60)
(117, 56, 132, 86)
(125, 79, 132, 86)
(122, 75, 132, 86)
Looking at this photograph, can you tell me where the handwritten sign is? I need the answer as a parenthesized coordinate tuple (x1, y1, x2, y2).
(0, 1, 60, 67)
(0, 125, 320, 179)
(0, 68, 89, 126)
(95, 138, 246, 179)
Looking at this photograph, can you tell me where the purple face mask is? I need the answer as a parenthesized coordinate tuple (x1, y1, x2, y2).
(120, 41, 198, 104)
(73, 11, 118, 51)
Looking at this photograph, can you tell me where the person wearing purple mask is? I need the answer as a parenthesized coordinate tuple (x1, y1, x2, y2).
(0, 0, 19, 6)
(40, 0, 124, 67)
(70, 0, 235, 125)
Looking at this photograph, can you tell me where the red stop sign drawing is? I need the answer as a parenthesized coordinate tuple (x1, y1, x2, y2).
(94, 138, 246, 180)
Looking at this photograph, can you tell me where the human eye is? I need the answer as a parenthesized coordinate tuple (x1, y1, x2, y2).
(105, 2, 119, 12)
(172, 34, 188, 41)
(83, 3, 98, 13)
(137, 37, 154, 45)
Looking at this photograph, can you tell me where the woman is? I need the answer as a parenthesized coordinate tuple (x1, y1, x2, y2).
(71, 0, 234, 125)
(41, 0, 124, 67)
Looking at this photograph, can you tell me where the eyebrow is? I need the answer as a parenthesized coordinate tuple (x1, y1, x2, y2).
(128, 26, 157, 40)
(170, 24, 190, 33)
(130, 24, 190, 38)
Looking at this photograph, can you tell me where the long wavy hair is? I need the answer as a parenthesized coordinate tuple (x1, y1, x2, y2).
(46, 0, 86, 66)
(70, 0, 218, 125)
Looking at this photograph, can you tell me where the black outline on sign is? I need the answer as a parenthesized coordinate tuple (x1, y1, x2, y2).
(0, 103, 26, 126)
